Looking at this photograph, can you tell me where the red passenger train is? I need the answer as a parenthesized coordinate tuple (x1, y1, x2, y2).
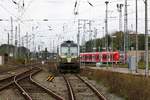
(80, 51, 120, 64)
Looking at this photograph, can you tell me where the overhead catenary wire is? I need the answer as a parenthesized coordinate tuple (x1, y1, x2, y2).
(0, 3, 18, 18)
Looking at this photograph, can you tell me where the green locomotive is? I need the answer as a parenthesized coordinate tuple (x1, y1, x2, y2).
(58, 40, 80, 73)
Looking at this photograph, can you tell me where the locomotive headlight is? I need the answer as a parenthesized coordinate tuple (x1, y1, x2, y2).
(60, 55, 67, 62)
(70, 56, 79, 62)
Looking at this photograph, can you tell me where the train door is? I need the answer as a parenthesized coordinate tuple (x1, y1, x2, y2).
(92, 53, 95, 62)
(102, 52, 107, 63)
(99, 52, 102, 62)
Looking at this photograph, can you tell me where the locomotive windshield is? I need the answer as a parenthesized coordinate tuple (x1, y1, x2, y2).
(70, 47, 78, 56)
(61, 46, 78, 56)
(61, 47, 68, 55)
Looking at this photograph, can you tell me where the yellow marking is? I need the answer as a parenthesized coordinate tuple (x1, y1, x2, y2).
(49, 76, 54, 81)
(47, 75, 54, 82)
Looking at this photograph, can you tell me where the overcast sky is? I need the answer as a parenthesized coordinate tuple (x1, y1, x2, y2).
(0, 0, 150, 52)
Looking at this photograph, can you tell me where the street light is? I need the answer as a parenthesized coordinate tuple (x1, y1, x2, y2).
(105, 1, 109, 67)
(144, 0, 149, 77)
(112, 35, 116, 68)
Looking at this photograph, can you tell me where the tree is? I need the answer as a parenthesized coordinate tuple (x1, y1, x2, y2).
(82, 31, 148, 52)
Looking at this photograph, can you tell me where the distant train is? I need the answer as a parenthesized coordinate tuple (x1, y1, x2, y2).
(80, 51, 120, 64)
(58, 40, 80, 73)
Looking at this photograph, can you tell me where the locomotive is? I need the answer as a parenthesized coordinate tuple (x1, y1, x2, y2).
(57, 40, 80, 73)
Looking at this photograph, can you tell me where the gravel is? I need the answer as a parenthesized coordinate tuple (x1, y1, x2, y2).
(33, 70, 124, 100)
(0, 67, 29, 80)
(18, 78, 54, 100)
(67, 74, 99, 100)
(82, 76, 125, 100)
(0, 87, 25, 100)
(33, 71, 68, 100)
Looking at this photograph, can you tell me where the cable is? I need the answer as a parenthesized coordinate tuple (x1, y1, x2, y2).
(19, 0, 36, 19)
(0, 3, 17, 18)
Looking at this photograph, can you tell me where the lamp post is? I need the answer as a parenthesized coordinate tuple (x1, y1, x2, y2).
(112, 35, 116, 68)
(135, 0, 139, 73)
(117, 4, 123, 32)
(144, 0, 149, 77)
(124, 0, 128, 64)
(93, 28, 97, 52)
(105, 1, 109, 67)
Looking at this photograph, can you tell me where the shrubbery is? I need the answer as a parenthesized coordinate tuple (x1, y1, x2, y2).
(81, 68, 150, 100)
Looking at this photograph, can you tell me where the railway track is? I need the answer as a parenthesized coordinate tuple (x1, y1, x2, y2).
(14, 67, 64, 100)
(0, 68, 36, 91)
(63, 74, 75, 100)
(0, 67, 41, 100)
(30, 73, 65, 100)
(0, 63, 107, 100)
(63, 74, 107, 100)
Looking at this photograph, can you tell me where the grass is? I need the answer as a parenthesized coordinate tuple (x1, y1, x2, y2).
(138, 61, 150, 69)
(82, 61, 150, 70)
(81, 68, 150, 100)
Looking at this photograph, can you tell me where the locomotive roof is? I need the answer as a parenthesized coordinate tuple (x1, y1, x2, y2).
(61, 40, 77, 47)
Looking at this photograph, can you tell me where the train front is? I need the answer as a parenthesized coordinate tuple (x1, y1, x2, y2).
(58, 41, 80, 73)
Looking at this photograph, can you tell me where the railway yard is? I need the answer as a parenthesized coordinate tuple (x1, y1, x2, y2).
(0, 0, 150, 100)
(0, 62, 125, 100)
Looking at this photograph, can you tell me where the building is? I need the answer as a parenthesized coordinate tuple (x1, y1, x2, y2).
(0, 54, 4, 65)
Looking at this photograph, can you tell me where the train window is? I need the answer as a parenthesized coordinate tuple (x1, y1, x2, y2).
(86, 55, 89, 59)
(61, 47, 69, 55)
(99, 54, 102, 59)
(96, 55, 99, 59)
(92, 55, 96, 60)
(110, 54, 113, 60)
(70, 47, 78, 56)
(85, 55, 88, 60)
(103, 54, 107, 59)
(89, 55, 92, 60)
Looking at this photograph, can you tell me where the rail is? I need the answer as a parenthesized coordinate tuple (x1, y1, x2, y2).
(62, 74, 76, 100)
(30, 73, 64, 100)
(76, 75, 107, 100)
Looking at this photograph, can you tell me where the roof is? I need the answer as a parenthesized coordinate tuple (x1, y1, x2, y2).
(61, 40, 77, 47)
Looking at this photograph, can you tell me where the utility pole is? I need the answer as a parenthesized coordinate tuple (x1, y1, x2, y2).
(102, 27, 105, 49)
(7, 33, 9, 45)
(77, 19, 81, 56)
(15, 26, 18, 59)
(82, 19, 87, 67)
(21, 36, 24, 47)
(117, 4, 123, 51)
(135, 0, 138, 73)
(83, 19, 87, 52)
(10, 17, 13, 45)
(88, 20, 92, 51)
(18, 23, 21, 57)
(105, 1, 109, 66)
(124, 0, 128, 64)
(93, 28, 97, 52)
(53, 40, 55, 58)
(144, 0, 149, 77)
(10, 17, 14, 57)
(32, 34, 35, 59)
(117, 4, 123, 32)
(7, 33, 9, 55)
(26, 32, 29, 60)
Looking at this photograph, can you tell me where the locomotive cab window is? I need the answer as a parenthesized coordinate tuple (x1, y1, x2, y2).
(60, 46, 77, 56)
(70, 47, 78, 56)
(61, 47, 69, 56)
